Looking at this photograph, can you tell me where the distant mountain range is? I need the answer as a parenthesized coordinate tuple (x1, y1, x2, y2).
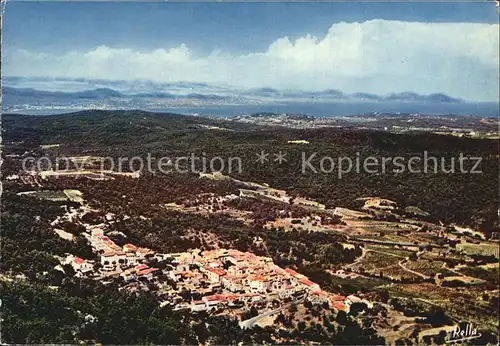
(242, 87, 462, 103)
(3, 85, 463, 104)
(3, 76, 474, 115)
(3, 87, 124, 100)
(2, 86, 230, 102)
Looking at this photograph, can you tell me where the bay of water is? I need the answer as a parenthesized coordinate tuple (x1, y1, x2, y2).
(155, 101, 499, 118)
(8, 101, 499, 118)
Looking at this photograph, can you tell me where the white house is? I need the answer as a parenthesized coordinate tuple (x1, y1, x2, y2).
(202, 268, 226, 283)
(248, 276, 267, 293)
(101, 251, 120, 270)
(191, 300, 208, 312)
(62, 255, 93, 274)
(221, 275, 245, 292)
(120, 269, 137, 282)
(125, 253, 138, 266)
(202, 294, 225, 308)
(308, 290, 330, 305)
(71, 257, 93, 274)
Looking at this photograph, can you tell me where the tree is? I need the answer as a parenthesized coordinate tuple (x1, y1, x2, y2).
(249, 305, 259, 318)
(349, 302, 368, 316)
(297, 321, 306, 332)
(434, 330, 447, 345)
(336, 310, 348, 325)
(180, 288, 192, 302)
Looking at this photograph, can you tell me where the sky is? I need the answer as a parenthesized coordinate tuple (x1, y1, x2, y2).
(3, 2, 500, 101)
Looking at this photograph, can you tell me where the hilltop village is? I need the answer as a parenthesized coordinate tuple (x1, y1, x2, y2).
(52, 204, 367, 320)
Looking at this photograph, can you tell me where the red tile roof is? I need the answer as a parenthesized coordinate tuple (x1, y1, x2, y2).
(299, 278, 317, 287)
(333, 302, 348, 311)
(206, 268, 227, 276)
(74, 257, 85, 264)
(137, 267, 159, 276)
(249, 275, 265, 282)
(243, 293, 260, 297)
(135, 264, 149, 271)
(284, 268, 302, 277)
(137, 247, 154, 254)
(347, 295, 362, 303)
(123, 243, 138, 252)
(224, 274, 245, 281)
(203, 294, 241, 303)
(311, 290, 328, 296)
(203, 294, 225, 302)
(229, 249, 244, 257)
(330, 294, 346, 302)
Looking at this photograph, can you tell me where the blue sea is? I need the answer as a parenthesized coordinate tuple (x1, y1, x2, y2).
(6, 101, 499, 118)
(157, 101, 499, 118)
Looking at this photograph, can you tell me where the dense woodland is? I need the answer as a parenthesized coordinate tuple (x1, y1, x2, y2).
(3, 111, 498, 233)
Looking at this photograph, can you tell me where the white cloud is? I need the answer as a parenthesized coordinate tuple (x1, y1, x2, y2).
(4, 19, 499, 101)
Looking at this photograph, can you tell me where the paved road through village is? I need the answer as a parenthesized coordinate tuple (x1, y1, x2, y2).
(239, 298, 305, 329)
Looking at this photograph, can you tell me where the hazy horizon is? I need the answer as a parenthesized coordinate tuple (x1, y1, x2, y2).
(3, 2, 499, 103)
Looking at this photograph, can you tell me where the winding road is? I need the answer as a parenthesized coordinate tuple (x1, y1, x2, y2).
(239, 298, 305, 329)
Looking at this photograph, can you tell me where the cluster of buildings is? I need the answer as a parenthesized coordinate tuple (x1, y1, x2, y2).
(58, 233, 155, 279)
(60, 230, 161, 281)
(163, 248, 369, 314)
(85, 230, 156, 272)
(60, 255, 94, 277)
(50, 203, 370, 318)
(308, 290, 371, 312)
(52, 205, 159, 280)
(121, 263, 160, 282)
(58, 237, 370, 318)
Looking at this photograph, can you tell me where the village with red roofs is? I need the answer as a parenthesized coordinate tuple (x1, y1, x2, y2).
(54, 205, 369, 323)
